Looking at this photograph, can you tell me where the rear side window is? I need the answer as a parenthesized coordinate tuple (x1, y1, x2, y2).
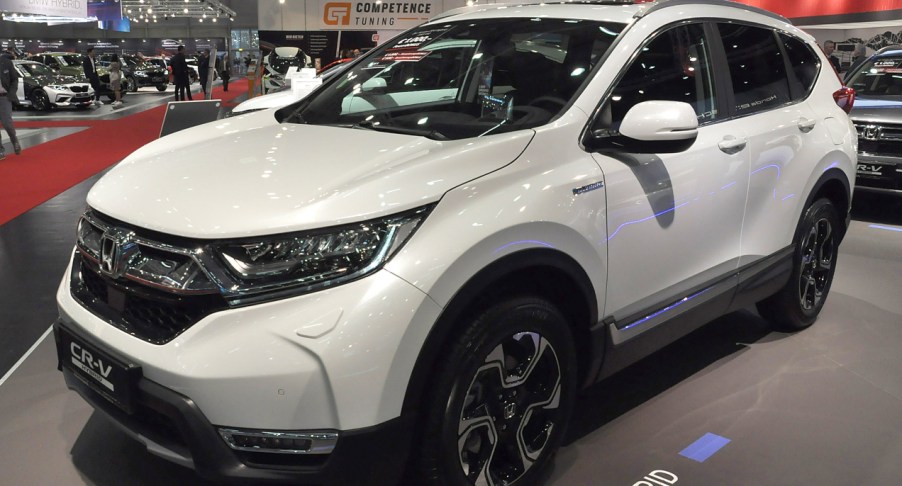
(780, 33, 820, 99)
(718, 23, 791, 115)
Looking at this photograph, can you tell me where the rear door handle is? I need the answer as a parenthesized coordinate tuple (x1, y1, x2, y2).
(718, 136, 748, 155)
(798, 118, 816, 133)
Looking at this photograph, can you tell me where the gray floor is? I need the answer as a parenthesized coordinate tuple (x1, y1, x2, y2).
(0, 188, 900, 484)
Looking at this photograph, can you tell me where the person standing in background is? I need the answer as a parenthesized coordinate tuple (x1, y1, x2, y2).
(0, 46, 21, 160)
(846, 44, 869, 78)
(171, 45, 192, 101)
(220, 53, 231, 92)
(109, 53, 123, 107)
(198, 49, 210, 96)
(82, 47, 103, 106)
(823, 40, 841, 72)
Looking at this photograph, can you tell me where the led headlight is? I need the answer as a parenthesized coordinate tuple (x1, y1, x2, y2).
(215, 205, 432, 294)
(47, 85, 65, 90)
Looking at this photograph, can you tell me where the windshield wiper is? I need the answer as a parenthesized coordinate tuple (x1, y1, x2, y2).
(353, 120, 448, 140)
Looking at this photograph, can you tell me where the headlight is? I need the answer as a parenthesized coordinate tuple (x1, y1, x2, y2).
(47, 85, 65, 90)
(214, 205, 432, 295)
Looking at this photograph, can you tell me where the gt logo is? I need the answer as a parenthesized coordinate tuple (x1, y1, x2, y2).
(323, 2, 351, 25)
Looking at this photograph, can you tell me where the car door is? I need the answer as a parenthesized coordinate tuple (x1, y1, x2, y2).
(588, 23, 751, 330)
(715, 24, 833, 258)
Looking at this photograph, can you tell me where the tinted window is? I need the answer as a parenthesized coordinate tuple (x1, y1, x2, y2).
(288, 18, 625, 140)
(608, 24, 717, 125)
(719, 24, 791, 115)
(780, 33, 819, 98)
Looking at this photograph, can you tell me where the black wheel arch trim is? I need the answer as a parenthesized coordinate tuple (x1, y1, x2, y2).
(402, 248, 600, 418)
(804, 168, 852, 242)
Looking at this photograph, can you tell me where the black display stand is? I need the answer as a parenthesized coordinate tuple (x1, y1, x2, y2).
(159, 100, 222, 138)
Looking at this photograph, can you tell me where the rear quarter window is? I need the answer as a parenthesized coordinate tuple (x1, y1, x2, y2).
(718, 23, 791, 116)
(780, 33, 820, 99)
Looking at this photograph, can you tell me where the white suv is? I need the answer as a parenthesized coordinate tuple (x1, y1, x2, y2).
(55, 1, 856, 484)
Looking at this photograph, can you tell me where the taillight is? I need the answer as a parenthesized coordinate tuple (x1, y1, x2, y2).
(833, 86, 855, 114)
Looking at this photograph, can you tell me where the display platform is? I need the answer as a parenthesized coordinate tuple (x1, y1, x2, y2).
(0, 183, 900, 484)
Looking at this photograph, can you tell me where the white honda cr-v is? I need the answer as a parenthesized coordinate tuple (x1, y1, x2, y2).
(55, 1, 856, 484)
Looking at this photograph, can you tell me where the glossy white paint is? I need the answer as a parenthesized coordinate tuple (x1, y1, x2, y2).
(619, 101, 699, 141)
(58, 1, 856, 456)
(230, 88, 300, 114)
(58, 259, 441, 430)
(88, 118, 533, 238)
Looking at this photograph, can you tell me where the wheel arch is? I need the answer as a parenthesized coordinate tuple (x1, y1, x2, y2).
(400, 248, 599, 416)
(803, 167, 852, 242)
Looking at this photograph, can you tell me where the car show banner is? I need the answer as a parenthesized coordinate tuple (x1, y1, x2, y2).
(317, 0, 437, 30)
(0, 0, 87, 18)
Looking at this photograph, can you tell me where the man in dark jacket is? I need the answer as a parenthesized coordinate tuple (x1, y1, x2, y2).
(0, 47, 21, 159)
(82, 47, 103, 105)
(198, 49, 210, 97)
(171, 45, 193, 101)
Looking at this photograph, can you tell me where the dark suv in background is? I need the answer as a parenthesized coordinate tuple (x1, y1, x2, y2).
(98, 54, 169, 92)
(846, 47, 902, 196)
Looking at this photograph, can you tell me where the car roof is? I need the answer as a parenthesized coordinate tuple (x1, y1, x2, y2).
(430, 0, 787, 24)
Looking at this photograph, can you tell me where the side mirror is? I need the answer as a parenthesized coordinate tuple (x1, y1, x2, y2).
(585, 100, 699, 153)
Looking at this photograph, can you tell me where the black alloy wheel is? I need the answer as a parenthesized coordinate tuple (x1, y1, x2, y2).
(30, 89, 50, 111)
(156, 84, 167, 92)
(416, 297, 577, 486)
(757, 198, 840, 331)
(126, 76, 138, 92)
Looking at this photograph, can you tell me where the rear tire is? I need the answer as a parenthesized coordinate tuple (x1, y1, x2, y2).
(414, 297, 577, 486)
(757, 198, 840, 331)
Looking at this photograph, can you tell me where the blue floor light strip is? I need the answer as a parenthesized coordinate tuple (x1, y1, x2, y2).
(679, 433, 731, 463)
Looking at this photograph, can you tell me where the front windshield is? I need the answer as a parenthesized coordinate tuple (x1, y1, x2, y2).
(59, 55, 82, 67)
(20, 63, 54, 77)
(281, 18, 624, 140)
(846, 56, 902, 96)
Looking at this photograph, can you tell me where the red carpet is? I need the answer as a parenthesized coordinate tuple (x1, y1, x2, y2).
(0, 86, 243, 226)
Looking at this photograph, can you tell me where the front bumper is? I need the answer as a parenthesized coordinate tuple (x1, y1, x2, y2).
(46, 86, 94, 107)
(57, 321, 413, 484)
(55, 248, 441, 483)
(856, 152, 902, 194)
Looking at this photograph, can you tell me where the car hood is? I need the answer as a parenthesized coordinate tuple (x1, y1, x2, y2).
(30, 73, 80, 86)
(848, 95, 902, 124)
(232, 89, 299, 114)
(87, 113, 534, 239)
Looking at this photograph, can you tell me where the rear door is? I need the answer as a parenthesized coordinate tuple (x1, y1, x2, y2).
(714, 24, 831, 258)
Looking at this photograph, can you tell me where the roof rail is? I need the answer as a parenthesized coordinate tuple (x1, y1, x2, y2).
(637, 0, 788, 23)
(876, 45, 902, 55)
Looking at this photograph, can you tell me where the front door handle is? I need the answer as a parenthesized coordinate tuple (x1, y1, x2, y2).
(718, 136, 748, 155)
(798, 117, 817, 133)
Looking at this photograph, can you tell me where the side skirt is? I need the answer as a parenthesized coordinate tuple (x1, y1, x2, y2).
(590, 246, 793, 383)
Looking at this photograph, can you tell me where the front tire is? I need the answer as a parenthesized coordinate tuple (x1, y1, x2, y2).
(126, 76, 138, 92)
(156, 84, 167, 92)
(30, 90, 50, 111)
(757, 198, 840, 331)
(415, 297, 577, 486)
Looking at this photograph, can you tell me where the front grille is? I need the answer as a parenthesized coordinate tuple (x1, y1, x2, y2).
(73, 254, 230, 344)
(70, 85, 88, 93)
(854, 122, 902, 156)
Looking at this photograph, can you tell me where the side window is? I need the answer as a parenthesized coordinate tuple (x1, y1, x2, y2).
(780, 33, 820, 99)
(608, 24, 716, 126)
(718, 23, 791, 115)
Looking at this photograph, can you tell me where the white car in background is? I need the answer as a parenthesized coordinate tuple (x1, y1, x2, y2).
(228, 58, 353, 116)
(55, 2, 856, 485)
(13, 60, 94, 111)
